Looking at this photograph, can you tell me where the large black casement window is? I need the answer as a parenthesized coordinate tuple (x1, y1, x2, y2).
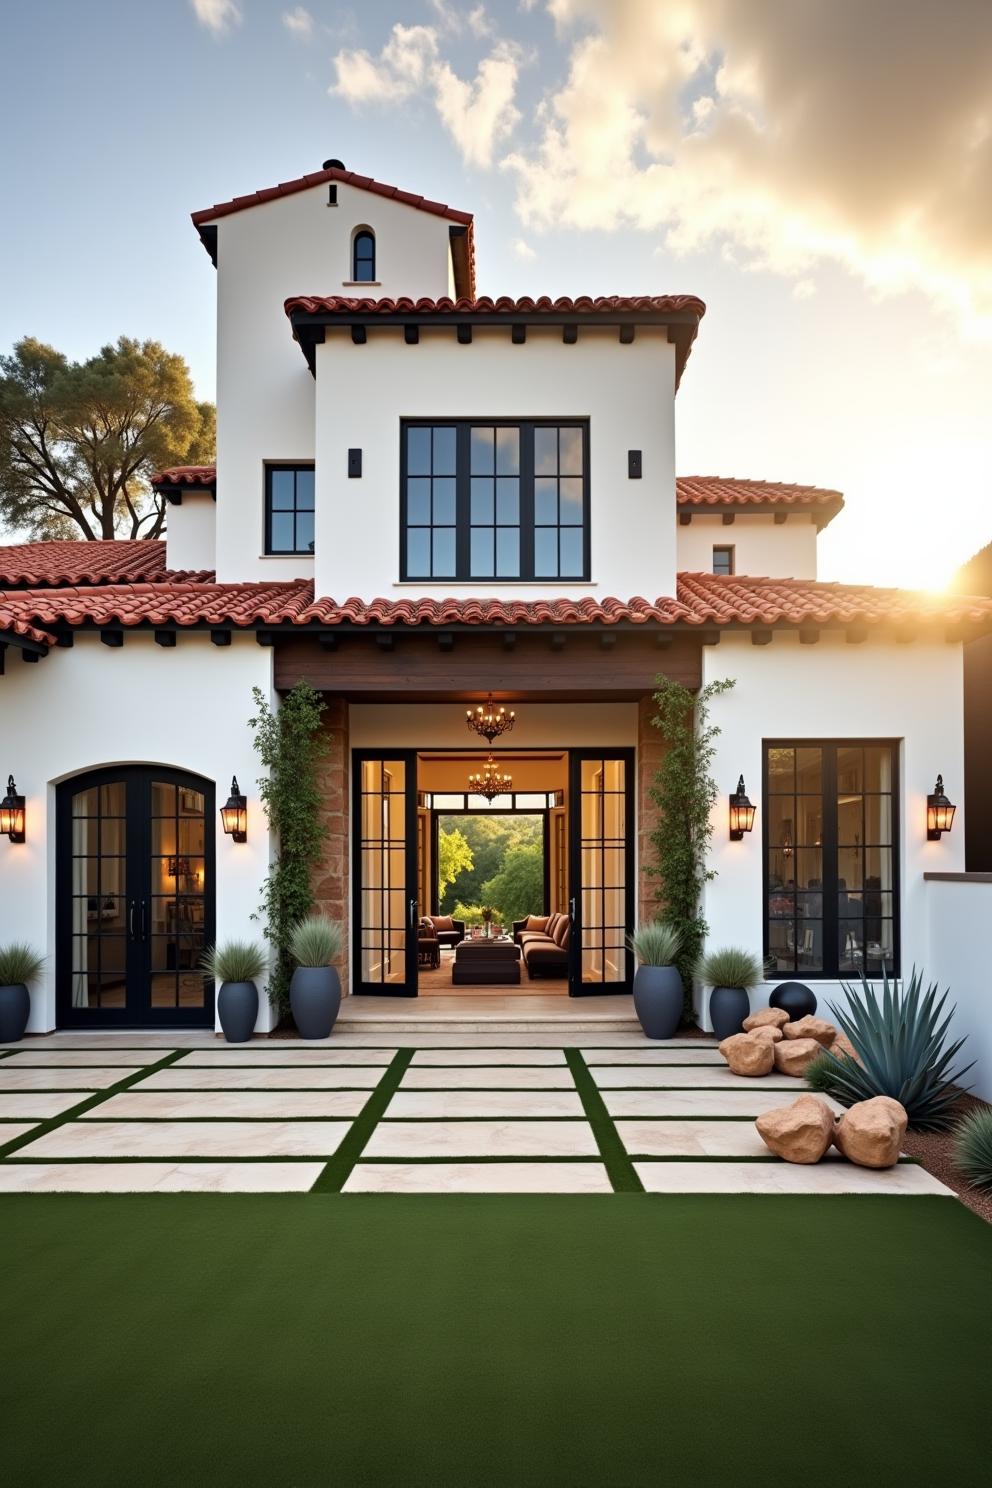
(763, 741, 899, 979)
(265, 464, 315, 555)
(401, 420, 590, 581)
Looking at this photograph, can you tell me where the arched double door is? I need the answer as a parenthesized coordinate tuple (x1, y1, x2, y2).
(56, 767, 216, 1028)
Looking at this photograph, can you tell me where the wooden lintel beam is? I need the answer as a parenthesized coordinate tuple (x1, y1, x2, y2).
(751, 628, 773, 646)
(23, 650, 40, 663)
(678, 512, 692, 526)
(618, 325, 636, 344)
(100, 629, 124, 648)
(562, 325, 578, 345)
(799, 626, 820, 645)
(154, 630, 176, 648)
(350, 325, 367, 345)
(511, 324, 526, 344)
(210, 630, 232, 647)
(55, 631, 74, 648)
(256, 631, 276, 647)
(846, 625, 868, 644)
(403, 325, 419, 345)
(457, 324, 472, 345)
(701, 629, 720, 646)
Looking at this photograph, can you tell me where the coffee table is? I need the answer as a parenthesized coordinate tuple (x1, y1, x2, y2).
(452, 939, 522, 986)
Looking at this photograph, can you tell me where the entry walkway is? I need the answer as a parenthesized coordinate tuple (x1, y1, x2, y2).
(0, 1032, 952, 1195)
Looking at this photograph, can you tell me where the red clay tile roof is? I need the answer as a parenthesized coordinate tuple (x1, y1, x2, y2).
(150, 467, 217, 489)
(5, 573, 992, 658)
(677, 476, 844, 529)
(192, 166, 476, 296)
(0, 540, 212, 590)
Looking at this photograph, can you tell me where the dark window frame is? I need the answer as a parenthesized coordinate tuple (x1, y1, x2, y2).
(400, 419, 591, 582)
(762, 739, 901, 980)
(352, 229, 376, 282)
(264, 463, 315, 556)
(712, 544, 735, 576)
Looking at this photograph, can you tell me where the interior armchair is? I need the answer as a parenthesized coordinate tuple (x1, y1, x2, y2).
(426, 915, 465, 949)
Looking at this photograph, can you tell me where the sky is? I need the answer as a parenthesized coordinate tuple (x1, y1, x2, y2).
(1, 0, 990, 588)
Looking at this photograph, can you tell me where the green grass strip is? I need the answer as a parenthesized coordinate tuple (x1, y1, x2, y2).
(311, 1049, 414, 1193)
(0, 1050, 187, 1161)
(565, 1049, 643, 1193)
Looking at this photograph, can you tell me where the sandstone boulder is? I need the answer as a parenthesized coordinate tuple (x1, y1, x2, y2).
(755, 1094, 835, 1164)
(831, 1030, 860, 1063)
(743, 1007, 790, 1032)
(720, 1032, 776, 1077)
(783, 1015, 837, 1046)
(773, 1037, 824, 1077)
(833, 1096, 907, 1168)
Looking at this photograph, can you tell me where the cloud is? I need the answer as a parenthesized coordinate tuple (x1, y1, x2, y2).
(189, 0, 241, 35)
(513, 238, 536, 260)
(501, 0, 992, 332)
(331, 24, 521, 169)
(282, 6, 314, 40)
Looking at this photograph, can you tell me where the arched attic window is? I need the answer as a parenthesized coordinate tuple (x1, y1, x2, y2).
(352, 228, 376, 283)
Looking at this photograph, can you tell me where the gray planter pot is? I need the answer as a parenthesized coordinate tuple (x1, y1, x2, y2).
(633, 965, 684, 1040)
(0, 983, 30, 1042)
(710, 984, 750, 1040)
(217, 980, 259, 1043)
(290, 965, 341, 1040)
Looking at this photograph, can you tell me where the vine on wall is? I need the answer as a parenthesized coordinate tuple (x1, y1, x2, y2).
(249, 682, 329, 1016)
(646, 675, 735, 1013)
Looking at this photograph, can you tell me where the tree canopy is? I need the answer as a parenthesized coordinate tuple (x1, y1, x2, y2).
(438, 814, 543, 914)
(437, 826, 474, 902)
(480, 841, 545, 928)
(0, 336, 215, 541)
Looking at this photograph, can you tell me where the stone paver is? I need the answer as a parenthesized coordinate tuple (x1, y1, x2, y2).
(3, 1051, 168, 1066)
(0, 1123, 37, 1144)
(0, 1162, 325, 1193)
(139, 1067, 383, 1090)
(364, 1120, 599, 1159)
(86, 1090, 368, 1121)
(178, 1049, 397, 1066)
(617, 1119, 773, 1157)
(593, 1067, 800, 1090)
(0, 1093, 89, 1120)
(603, 1089, 844, 1119)
(635, 1160, 954, 1195)
(402, 1067, 577, 1089)
(384, 1090, 584, 1119)
(18, 1121, 350, 1159)
(344, 1162, 613, 1194)
(411, 1048, 567, 1065)
(0, 1068, 142, 1091)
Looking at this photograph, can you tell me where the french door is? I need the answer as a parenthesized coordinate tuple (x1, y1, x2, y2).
(352, 751, 419, 996)
(568, 749, 635, 997)
(56, 767, 215, 1028)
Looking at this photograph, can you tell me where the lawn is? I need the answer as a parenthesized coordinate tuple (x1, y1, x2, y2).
(4, 1192, 989, 1487)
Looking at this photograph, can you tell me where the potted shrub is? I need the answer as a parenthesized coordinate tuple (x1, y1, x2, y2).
(202, 941, 268, 1043)
(627, 922, 684, 1039)
(0, 943, 45, 1042)
(697, 946, 763, 1040)
(289, 915, 343, 1039)
(481, 905, 494, 939)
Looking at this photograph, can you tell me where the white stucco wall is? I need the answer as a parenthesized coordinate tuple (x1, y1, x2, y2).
(0, 637, 276, 1033)
(313, 327, 677, 601)
(677, 513, 818, 579)
(207, 181, 457, 584)
(350, 702, 638, 751)
(697, 633, 965, 1028)
(165, 493, 216, 572)
(923, 878, 992, 1103)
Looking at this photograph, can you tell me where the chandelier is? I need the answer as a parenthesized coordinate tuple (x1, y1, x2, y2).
(468, 754, 513, 802)
(466, 694, 515, 744)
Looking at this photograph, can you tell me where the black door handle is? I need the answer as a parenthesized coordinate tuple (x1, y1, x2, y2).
(140, 900, 148, 941)
(128, 900, 136, 940)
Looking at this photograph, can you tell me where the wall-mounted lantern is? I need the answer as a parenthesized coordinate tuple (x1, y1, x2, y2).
(729, 775, 756, 841)
(220, 776, 248, 842)
(926, 774, 956, 840)
(0, 776, 25, 843)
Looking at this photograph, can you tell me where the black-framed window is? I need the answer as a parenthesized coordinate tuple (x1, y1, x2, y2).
(401, 420, 590, 581)
(713, 545, 734, 576)
(265, 465, 315, 555)
(763, 741, 899, 979)
(352, 230, 375, 281)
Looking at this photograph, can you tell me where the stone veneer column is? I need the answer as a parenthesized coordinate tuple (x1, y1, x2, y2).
(637, 693, 668, 923)
(312, 697, 350, 995)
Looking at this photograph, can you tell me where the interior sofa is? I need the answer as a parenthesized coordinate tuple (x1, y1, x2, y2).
(425, 915, 466, 950)
(512, 912, 571, 978)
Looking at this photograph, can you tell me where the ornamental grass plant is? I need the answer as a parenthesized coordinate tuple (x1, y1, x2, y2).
(202, 941, 268, 985)
(953, 1108, 992, 1191)
(695, 945, 763, 990)
(627, 921, 683, 967)
(289, 915, 342, 967)
(0, 943, 45, 985)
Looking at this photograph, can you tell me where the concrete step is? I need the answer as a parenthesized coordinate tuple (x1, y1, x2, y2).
(335, 993, 641, 1037)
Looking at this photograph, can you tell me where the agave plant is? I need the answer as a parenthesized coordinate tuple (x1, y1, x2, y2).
(201, 940, 268, 985)
(808, 966, 972, 1131)
(0, 943, 45, 986)
(627, 921, 682, 967)
(953, 1108, 992, 1191)
(289, 915, 342, 968)
(695, 945, 763, 990)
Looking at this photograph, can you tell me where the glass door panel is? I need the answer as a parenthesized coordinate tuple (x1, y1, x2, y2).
(149, 782, 208, 1011)
(568, 750, 634, 996)
(68, 780, 129, 1011)
(353, 752, 418, 996)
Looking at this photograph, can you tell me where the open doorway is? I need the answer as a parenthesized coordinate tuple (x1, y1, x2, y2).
(416, 751, 569, 995)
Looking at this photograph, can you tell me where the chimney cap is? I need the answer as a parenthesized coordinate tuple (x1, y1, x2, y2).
(322, 158, 345, 171)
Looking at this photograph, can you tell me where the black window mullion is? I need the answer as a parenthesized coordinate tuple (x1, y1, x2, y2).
(520, 423, 535, 579)
(582, 422, 591, 581)
(455, 425, 471, 578)
(821, 746, 839, 977)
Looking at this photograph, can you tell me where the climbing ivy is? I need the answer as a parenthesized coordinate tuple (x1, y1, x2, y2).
(249, 682, 329, 1017)
(646, 675, 735, 1014)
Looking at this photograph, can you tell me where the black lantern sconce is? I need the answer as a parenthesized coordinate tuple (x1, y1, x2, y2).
(220, 776, 248, 842)
(926, 774, 956, 841)
(0, 775, 25, 843)
(729, 775, 756, 841)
